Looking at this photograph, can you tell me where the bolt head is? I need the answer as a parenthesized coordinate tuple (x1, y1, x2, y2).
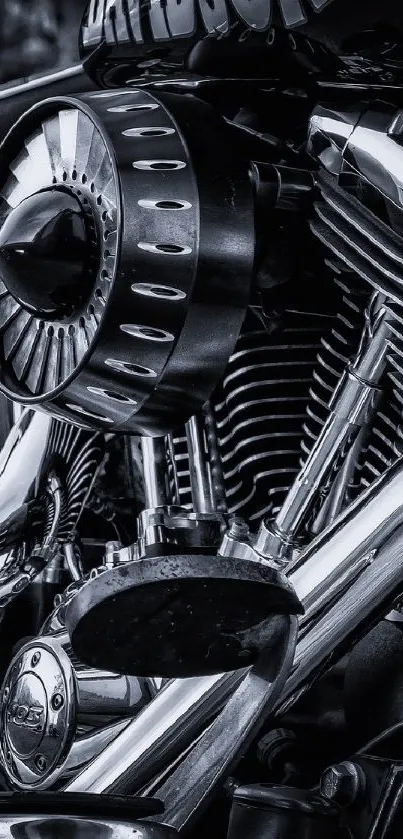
(229, 518, 249, 539)
(320, 761, 363, 807)
(51, 693, 64, 711)
(35, 754, 47, 772)
(31, 652, 41, 667)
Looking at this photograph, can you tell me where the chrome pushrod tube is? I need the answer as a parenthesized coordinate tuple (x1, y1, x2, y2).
(185, 414, 216, 514)
(255, 293, 391, 558)
(64, 670, 245, 794)
(140, 437, 171, 509)
(65, 454, 403, 804)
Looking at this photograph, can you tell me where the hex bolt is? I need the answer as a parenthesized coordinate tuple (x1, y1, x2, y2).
(35, 754, 47, 773)
(31, 652, 41, 667)
(51, 693, 64, 711)
(320, 761, 365, 807)
(228, 518, 250, 539)
(257, 728, 297, 770)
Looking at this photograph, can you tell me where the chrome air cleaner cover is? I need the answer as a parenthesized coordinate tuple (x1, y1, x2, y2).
(0, 89, 254, 434)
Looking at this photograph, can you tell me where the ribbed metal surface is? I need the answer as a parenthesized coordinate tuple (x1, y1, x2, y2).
(311, 168, 403, 497)
(45, 420, 103, 540)
(311, 171, 403, 312)
(213, 311, 331, 522)
(0, 106, 114, 397)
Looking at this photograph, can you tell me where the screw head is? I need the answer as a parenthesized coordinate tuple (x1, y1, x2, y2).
(31, 652, 41, 667)
(35, 754, 47, 772)
(320, 761, 364, 807)
(51, 693, 64, 711)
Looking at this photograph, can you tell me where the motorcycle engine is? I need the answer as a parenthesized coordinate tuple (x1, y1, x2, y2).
(3, 9, 403, 832)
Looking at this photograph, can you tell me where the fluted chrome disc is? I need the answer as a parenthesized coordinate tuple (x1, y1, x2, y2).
(0, 102, 118, 397)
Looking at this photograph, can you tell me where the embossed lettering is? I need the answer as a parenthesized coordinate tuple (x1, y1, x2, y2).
(8, 703, 44, 728)
(165, 0, 197, 39)
(230, 0, 272, 30)
(198, 0, 229, 35)
(81, 0, 338, 53)
(104, 0, 129, 44)
(82, 0, 106, 49)
(125, 0, 144, 43)
(276, 0, 306, 26)
(149, 0, 171, 41)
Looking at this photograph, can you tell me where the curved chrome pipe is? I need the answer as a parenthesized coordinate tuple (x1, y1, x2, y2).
(153, 461, 403, 832)
(67, 453, 403, 825)
(64, 670, 245, 794)
(287, 455, 403, 622)
(0, 408, 51, 527)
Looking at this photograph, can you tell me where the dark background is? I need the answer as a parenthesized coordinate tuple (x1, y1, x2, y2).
(0, 0, 88, 84)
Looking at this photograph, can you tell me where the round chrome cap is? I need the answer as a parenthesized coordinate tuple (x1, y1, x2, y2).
(1, 639, 75, 787)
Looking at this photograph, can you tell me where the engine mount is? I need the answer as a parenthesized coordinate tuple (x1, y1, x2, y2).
(0, 89, 254, 435)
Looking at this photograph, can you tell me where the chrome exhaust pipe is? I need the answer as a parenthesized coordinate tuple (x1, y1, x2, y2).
(64, 670, 245, 794)
(65, 454, 403, 819)
(155, 460, 403, 832)
(0, 408, 52, 536)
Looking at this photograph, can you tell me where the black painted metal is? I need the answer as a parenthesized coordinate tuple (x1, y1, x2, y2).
(66, 554, 302, 677)
(0, 188, 92, 318)
(227, 784, 339, 839)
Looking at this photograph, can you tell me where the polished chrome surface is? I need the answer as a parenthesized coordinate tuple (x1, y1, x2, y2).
(255, 293, 391, 559)
(307, 104, 362, 174)
(0, 99, 118, 399)
(0, 631, 151, 790)
(287, 455, 403, 621)
(0, 408, 51, 526)
(1, 635, 76, 788)
(63, 542, 83, 582)
(282, 524, 403, 710)
(136, 506, 225, 556)
(0, 64, 83, 100)
(0, 470, 62, 609)
(150, 616, 297, 833)
(64, 670, 244, 794)
(0, 814, 171, 838)
(63, 411, 403, 804)
(343, 104, 403, 210)
(186, 414, 216, 514)
(141, 437, 171, 509)
(149, 456, 403, 831)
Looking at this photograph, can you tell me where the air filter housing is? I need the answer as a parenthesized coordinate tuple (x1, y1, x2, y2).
(0, 89, 254, 434)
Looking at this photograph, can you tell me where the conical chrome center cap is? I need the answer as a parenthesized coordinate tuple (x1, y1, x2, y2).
(0, 188, 92, 318)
